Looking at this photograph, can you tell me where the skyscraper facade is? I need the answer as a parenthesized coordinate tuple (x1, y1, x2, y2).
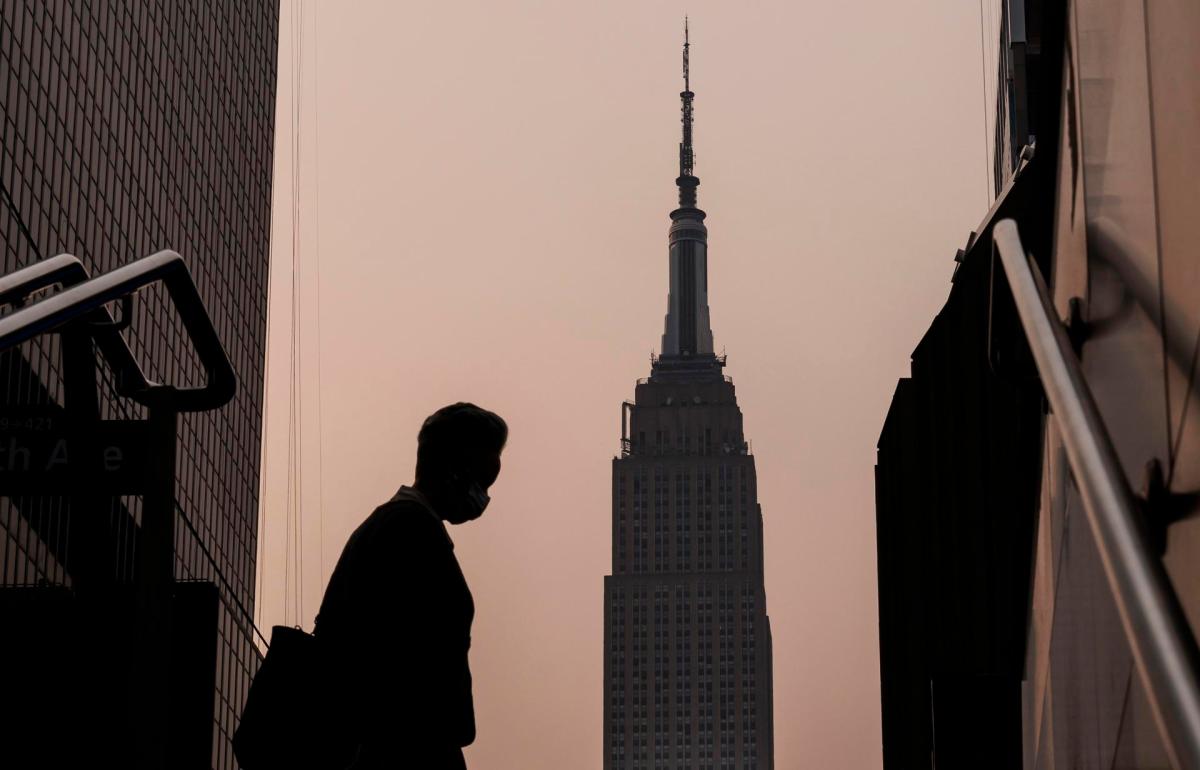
(0, 2, 277, 767)
(877, 1, 1200, 767)
(604, 29, 775, 770)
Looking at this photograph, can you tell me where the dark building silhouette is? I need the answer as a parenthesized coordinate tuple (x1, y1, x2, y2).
(0, 2, 277, 767)
(873, 2, 1066, 764)
(876, 1, 1200, 767)
(604, 27, 775, 770)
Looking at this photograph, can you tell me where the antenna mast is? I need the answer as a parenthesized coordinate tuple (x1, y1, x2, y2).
(683, 16, 690, 92)
(678, 18, 698, 207)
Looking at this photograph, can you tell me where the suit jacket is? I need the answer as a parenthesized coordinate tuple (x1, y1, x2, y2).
(315, 486, 475, 758)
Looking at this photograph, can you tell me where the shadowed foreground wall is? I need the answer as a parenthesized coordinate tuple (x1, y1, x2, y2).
(0, 2, 277, 766)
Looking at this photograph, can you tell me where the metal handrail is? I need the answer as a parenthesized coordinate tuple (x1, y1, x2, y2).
(993, 218, 1200, 769)
(0, 251, 235, 412)
(0, 254, 88, 307)
(0, 254, 153, 402)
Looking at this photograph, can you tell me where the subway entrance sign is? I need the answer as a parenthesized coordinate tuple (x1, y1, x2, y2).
(0, 411, 153, 495)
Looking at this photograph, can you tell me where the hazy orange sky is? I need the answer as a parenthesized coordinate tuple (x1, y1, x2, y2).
(257, 2, 1002, 767)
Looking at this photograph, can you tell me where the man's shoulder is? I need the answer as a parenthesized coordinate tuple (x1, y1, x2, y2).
(367, 495, 448, 545)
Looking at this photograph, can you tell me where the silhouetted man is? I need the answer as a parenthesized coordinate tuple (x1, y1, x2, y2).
(315, 403, 507, 769)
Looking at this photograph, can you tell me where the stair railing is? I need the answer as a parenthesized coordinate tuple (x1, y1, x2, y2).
(0, 250, 235, 411)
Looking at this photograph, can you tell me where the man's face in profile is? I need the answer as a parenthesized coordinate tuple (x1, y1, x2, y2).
(442, 449, 502, 525)
(475, 450, 502, 493)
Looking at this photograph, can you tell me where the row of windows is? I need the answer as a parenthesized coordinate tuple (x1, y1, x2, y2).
(623, 423, 751, 458)
(615, 464, 757, 574)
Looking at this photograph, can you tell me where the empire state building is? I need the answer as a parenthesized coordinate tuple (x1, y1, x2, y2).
(603, 26, 775, 770)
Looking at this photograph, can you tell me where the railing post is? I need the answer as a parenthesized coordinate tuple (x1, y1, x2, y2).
(62, 321, 106, 593)
(135, 406, 177, 770)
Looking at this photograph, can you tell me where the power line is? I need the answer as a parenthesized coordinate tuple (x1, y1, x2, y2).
(978, 0, 993, 207)
(283, 0, 293, 628)
(284, 0, 303, 628)
(0, 176, 44, 262)
(296, 0, 307, 629)
(313, 3, 327, 593)
(178, 503, 270, 649)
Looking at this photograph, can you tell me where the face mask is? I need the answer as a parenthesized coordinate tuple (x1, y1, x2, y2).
(447, 473, 490, 522)
(463, 481, 491, 519)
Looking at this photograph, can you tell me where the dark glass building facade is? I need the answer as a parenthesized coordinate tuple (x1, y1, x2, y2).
(0, 2, 277, 767)
(876, 1, 1200, 767)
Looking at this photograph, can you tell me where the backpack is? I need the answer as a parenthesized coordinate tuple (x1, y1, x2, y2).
(233, 625, 360, 770)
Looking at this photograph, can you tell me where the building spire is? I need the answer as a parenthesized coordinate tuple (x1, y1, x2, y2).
(659, 19, 715, 366)
(677, 18, 698, 208)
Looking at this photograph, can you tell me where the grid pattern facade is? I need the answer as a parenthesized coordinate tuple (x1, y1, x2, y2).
(605, 377, 774, 769)
(0, 1, 277, 767)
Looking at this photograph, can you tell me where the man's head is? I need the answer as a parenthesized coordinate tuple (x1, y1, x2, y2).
(415, 402, 508, 523)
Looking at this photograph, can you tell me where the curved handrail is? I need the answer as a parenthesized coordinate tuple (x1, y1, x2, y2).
(993, 218, 1200, 770)
(0, 254, 88, 307)
(0, 251, 235, 412)
(0, 254, 155, 402)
